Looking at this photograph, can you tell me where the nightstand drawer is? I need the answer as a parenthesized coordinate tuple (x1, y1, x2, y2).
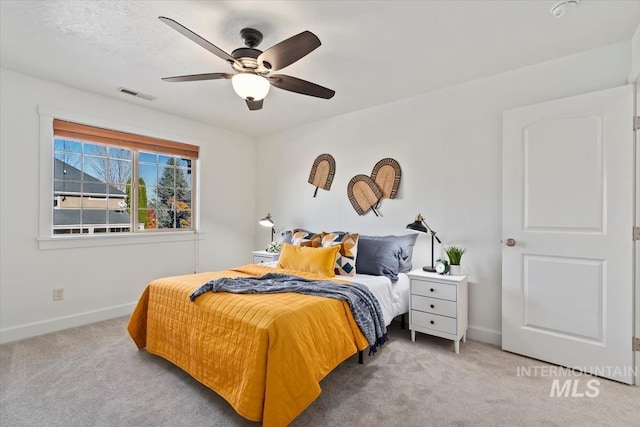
(252, 251, 280, 264)
(411, 280, 457, 301)
(411, 310, 457, 335)
(254, 255, 276, 264)
(412, 295, 457, 318)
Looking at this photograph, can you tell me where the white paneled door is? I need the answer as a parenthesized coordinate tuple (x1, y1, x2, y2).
(502, 85, 635, 384)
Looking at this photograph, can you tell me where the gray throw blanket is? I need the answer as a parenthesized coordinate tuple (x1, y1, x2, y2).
(189, 273, 387, 355)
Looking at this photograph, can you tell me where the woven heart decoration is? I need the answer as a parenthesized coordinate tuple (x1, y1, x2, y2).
(308, 153, 336, 197)
(347, 174, 382, 216)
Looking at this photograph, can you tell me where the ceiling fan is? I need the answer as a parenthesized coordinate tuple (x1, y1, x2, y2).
(159, 16, 335, 111)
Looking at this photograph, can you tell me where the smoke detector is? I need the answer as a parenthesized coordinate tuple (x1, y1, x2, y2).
(550, 0, 579, 18)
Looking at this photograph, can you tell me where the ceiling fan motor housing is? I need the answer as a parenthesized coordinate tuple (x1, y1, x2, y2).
(231, 47, 266, 73)
(235, 28, 273, 71)
(231, 47, 261, 60)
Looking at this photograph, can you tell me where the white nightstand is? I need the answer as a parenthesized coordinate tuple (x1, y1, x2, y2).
(252, 250, 280, 264)
(407, 269, 468, 354)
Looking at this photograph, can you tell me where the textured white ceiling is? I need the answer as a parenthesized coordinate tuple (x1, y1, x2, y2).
(1, 0, 639, 136)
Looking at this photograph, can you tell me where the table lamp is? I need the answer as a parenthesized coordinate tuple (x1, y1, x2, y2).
(259, 213, 276, 243)
(406, 213, 442, 272)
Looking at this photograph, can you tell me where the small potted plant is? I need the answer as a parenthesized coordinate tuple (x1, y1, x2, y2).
(445, 246, 466, 275)
(266, 241, 283, 253)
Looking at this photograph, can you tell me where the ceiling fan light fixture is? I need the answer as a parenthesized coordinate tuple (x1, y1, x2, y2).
(231, 73, 270, 101)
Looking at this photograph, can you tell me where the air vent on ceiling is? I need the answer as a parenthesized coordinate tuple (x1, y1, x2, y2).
(117, 87, 157, 101)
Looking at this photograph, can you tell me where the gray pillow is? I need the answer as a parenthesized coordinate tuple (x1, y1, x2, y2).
(281, 230, 293, 244)
(359, 234, 418, 273)
(397, 234, 418, 273)
(356, 236, 402, 282)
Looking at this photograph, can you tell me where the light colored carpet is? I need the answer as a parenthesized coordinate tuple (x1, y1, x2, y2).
(1, 317, 638, 426)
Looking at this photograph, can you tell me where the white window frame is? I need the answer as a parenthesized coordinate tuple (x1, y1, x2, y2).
(38, 105, 201, 250)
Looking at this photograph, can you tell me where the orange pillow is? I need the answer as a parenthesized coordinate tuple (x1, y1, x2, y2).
(277, 243, 340, 277)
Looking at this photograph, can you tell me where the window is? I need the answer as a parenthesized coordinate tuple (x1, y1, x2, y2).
(52, 119, 198, 235)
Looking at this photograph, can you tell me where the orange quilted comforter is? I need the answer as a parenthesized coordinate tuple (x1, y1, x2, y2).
(127, 264, 369, 426)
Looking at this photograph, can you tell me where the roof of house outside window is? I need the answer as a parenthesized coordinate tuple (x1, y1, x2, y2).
(53, 158, 131, 228)
(54, 158, 127, 197)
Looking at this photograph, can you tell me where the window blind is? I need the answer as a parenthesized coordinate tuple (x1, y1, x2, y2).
(53, 119, 199, 159)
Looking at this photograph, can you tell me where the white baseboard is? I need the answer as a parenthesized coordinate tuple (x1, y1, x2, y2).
(0, 302, 136, 344)
(467, 324, 502, 346)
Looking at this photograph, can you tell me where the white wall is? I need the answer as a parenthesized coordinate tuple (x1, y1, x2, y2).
(630, 24, 640, 82)
(0, 69, 257, 342)
(255, 41, 631, 345)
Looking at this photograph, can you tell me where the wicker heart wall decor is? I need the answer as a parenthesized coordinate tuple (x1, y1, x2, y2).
(308, 153, 336, 197)
(371, 158, 401, 208)
(346, 158, 401, 216)
(347, 174, 382, 216)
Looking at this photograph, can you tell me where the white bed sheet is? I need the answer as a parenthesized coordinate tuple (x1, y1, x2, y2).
(340, 273, 410, 327)
(261, 261, 409, 327)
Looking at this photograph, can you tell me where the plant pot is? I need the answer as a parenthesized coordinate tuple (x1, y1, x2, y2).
(449, 264, 462, 276)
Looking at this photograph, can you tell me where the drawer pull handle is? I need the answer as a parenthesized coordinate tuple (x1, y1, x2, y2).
(430, 288, 434, 292)
(430, 320, 435, 325)
(430, 304, 435, 309)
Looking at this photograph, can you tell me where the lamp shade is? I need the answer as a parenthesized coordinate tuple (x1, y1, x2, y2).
(232, 73, 270, 101)
(406, 214, 429, 233)
(259, 213, 274, 227)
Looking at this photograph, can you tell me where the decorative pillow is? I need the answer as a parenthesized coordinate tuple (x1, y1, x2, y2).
(321, 232, 359, 276)
(277, 243, 339, 277)
(396, 234, 418, 273)
(281, 230, 293, 244)
(356, 236, 403, 282)
(291, 229, 323, 248)
(359, 234, 418, 273)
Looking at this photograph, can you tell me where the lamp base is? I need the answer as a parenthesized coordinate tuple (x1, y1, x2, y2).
(422, 266, 437, 273)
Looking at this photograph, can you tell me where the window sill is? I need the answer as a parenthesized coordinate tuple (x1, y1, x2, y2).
(38, 231, 204, 250)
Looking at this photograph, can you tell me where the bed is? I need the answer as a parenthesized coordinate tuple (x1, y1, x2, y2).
(261, 261, 411, 327)
(127, 232, 417, 426)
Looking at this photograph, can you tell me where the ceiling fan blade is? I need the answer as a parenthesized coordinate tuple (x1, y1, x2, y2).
(258, 31, 321, 71)
(159, 16, 238, 66)
(246, 99, 263, 111)
(162, 73, 232, 82)
(268, 74, 335, 99)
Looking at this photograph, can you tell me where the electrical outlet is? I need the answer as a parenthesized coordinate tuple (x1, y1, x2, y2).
(53, 288, 64, 301)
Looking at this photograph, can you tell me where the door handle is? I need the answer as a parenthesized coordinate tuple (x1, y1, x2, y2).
(505, 238, 516, 247)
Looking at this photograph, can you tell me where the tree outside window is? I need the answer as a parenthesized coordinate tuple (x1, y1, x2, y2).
(53, 140, 194, 234)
